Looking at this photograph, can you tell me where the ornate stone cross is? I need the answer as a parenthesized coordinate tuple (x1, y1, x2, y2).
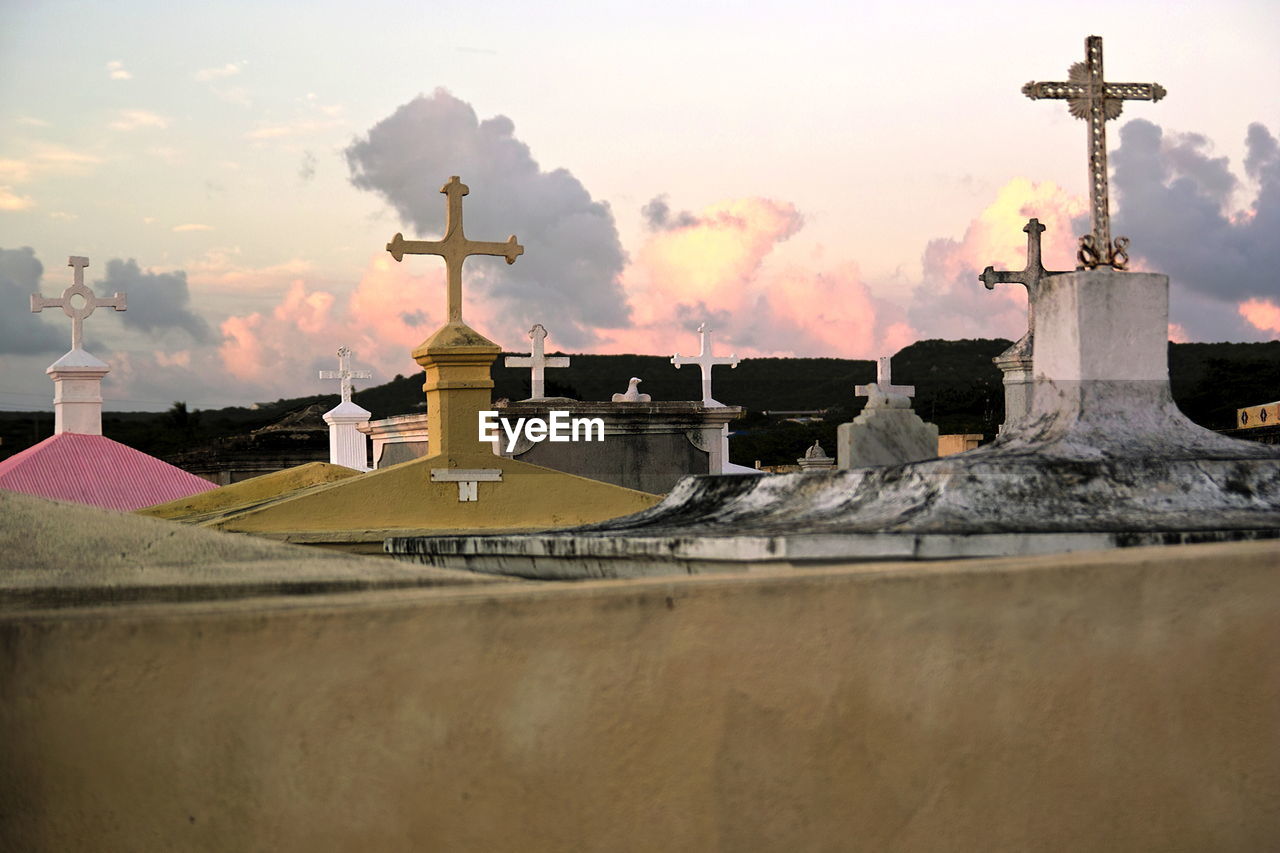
(1023, 35, 1165, 269)
(979, 218, 1065, 355)
(504, 323, 570, 399)
(671, 323, 739, 406)
(30, 256, 126, 350)
(319, 346, 372, 403)
(386, 176, 523, 323)
(855, 357, 914, 406)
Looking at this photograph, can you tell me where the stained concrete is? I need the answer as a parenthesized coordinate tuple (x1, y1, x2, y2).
(0, 490, 506, 610)
(2, 539, 1278, 850)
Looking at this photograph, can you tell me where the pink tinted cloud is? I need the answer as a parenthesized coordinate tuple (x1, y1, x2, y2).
(1239, 298, 1280, 337)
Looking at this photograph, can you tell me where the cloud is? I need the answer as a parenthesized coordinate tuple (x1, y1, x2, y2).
(1240, 298, 1280, 338)
(195, 63, 241, 81)
(1111, 119, 1280, 340)
(0, 187, 34, 211)
(0, 247, 63, 354)
(99, 258, 214, 343)
(298, 150, 316, 182)
(641, 195, 700, 230)
(109, 110, 168, 131)
(172, 223, 213, 232)
(906, 177, 1084, 341)
(345, 88, 631, 347)
(16, 116, 49, 128)
(106, 60, 131, 81)
(592, 195, 910, 360)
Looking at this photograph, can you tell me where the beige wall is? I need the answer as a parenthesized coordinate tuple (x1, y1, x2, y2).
(3, 540, 1279, 851)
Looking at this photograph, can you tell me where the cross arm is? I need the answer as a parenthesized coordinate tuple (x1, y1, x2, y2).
(1022, 81, 1089, 100)
(463, 236, 524, 265)
(980, 267, 1026, 290)
(1103, 83, 1166, 101)
(386, 233, 445, 262)
(31, 294, 61, 312)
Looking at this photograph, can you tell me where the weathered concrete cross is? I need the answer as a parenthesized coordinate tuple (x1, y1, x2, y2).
(1023, 35, 1165, 269)
(979, 218, 1064, 352)
(319, 346, 372, 403)
(504, 323, 570, 399)
(671, 323, 739, 406)
(30, 256, 126, 350)
(386, 176, 524, 323)
(855, 357, 914, 405)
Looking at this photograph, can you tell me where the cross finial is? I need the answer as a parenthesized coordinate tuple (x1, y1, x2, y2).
(30, 256, 127, 351)
(671, 322, 739, 406)
(319, 345, 372, 403)
(979, 218, 1066, 356)
(855, 357, 914, 407)
(1023, 35, 1166, 269)
(504, 322, 571, 399)
(385, 176, 524, 323)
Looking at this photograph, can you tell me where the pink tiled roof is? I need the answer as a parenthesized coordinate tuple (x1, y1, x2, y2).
(0, 433, 216, 512)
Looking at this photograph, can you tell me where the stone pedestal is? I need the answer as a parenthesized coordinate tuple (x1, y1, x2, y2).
(836, 395, 937, 469)
(493, 399, 743, 494)
(47, 348, 109, 436)
(994, 337, 1033, 434)
(323, 400, 371, 472)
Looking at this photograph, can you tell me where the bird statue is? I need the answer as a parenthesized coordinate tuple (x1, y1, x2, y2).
(611, 377, 651, 402)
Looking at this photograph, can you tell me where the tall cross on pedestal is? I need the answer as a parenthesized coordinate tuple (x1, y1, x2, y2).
(30, 256, 126, 350)
(671, 323, 739, 406)
(855, 357, 914, 406)
(979, 218, 1065, 353)
(386, 176, 523, 323)
(1023, 35, 1165, 270)
(504, 323, 570, 399)
(319, 346, 372, 403)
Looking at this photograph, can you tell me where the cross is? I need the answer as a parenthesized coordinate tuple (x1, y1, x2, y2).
(979, 218, 1065, 350)
(385, 176, 523, 323)
(855, 357, 914, 405)
(504, 323, 570, 399)
(319, 346, 372, 403)
(671, 322, 739, 406)
(1023, 35, 1165, 270)
(30, 256, 126, 351)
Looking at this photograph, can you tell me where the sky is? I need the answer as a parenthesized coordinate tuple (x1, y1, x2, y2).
(1, 0, 1277, 412)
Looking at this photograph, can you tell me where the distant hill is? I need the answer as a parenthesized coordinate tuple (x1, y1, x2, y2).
(1, 339, 1276, 467)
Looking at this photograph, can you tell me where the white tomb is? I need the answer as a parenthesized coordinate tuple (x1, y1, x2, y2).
(319, 346, 372, 472)
(836, 357, 938, 469)
(30, 256, 126, 436)
(504, 323, 570, 400)
(670, 323, 757, 475)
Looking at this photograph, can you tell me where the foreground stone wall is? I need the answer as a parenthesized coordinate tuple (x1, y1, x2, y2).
(2, 541, 1278, 851)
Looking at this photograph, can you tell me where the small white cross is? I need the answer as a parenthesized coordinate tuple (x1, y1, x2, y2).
(671, 323, 739, 406)
(319, 346, 372, 403)
(504, 323, 570, 399)
(30, 256, 126, 351)
(855, 357, 914, 402)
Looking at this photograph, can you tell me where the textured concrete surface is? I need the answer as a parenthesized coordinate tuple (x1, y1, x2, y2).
(0, 490, 505, 610)
(136, 461, 361, 521)
(2, 539, 1278, 851)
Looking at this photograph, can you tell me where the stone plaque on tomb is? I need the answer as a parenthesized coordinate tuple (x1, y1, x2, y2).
(836, 357, 938, 468)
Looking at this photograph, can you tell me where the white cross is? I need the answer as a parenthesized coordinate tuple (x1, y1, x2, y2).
(855, 357, 914, 402)
(671, 323, 739, 406)
(319, 346, 372, 403)
(504, 323, 570, 399)
(30, 256, 126, 351)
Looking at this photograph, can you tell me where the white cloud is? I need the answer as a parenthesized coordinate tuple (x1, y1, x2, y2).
(243, 118, 342, 141)
(106, 60, 132, 81)
(172, 223, 214, 232)
(109, 110, 169, 131)
(48, 211, 77, 221)
(0, 187, 34, 211)
(195, 63, 241, 81)
(16, 116, 50, 128)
